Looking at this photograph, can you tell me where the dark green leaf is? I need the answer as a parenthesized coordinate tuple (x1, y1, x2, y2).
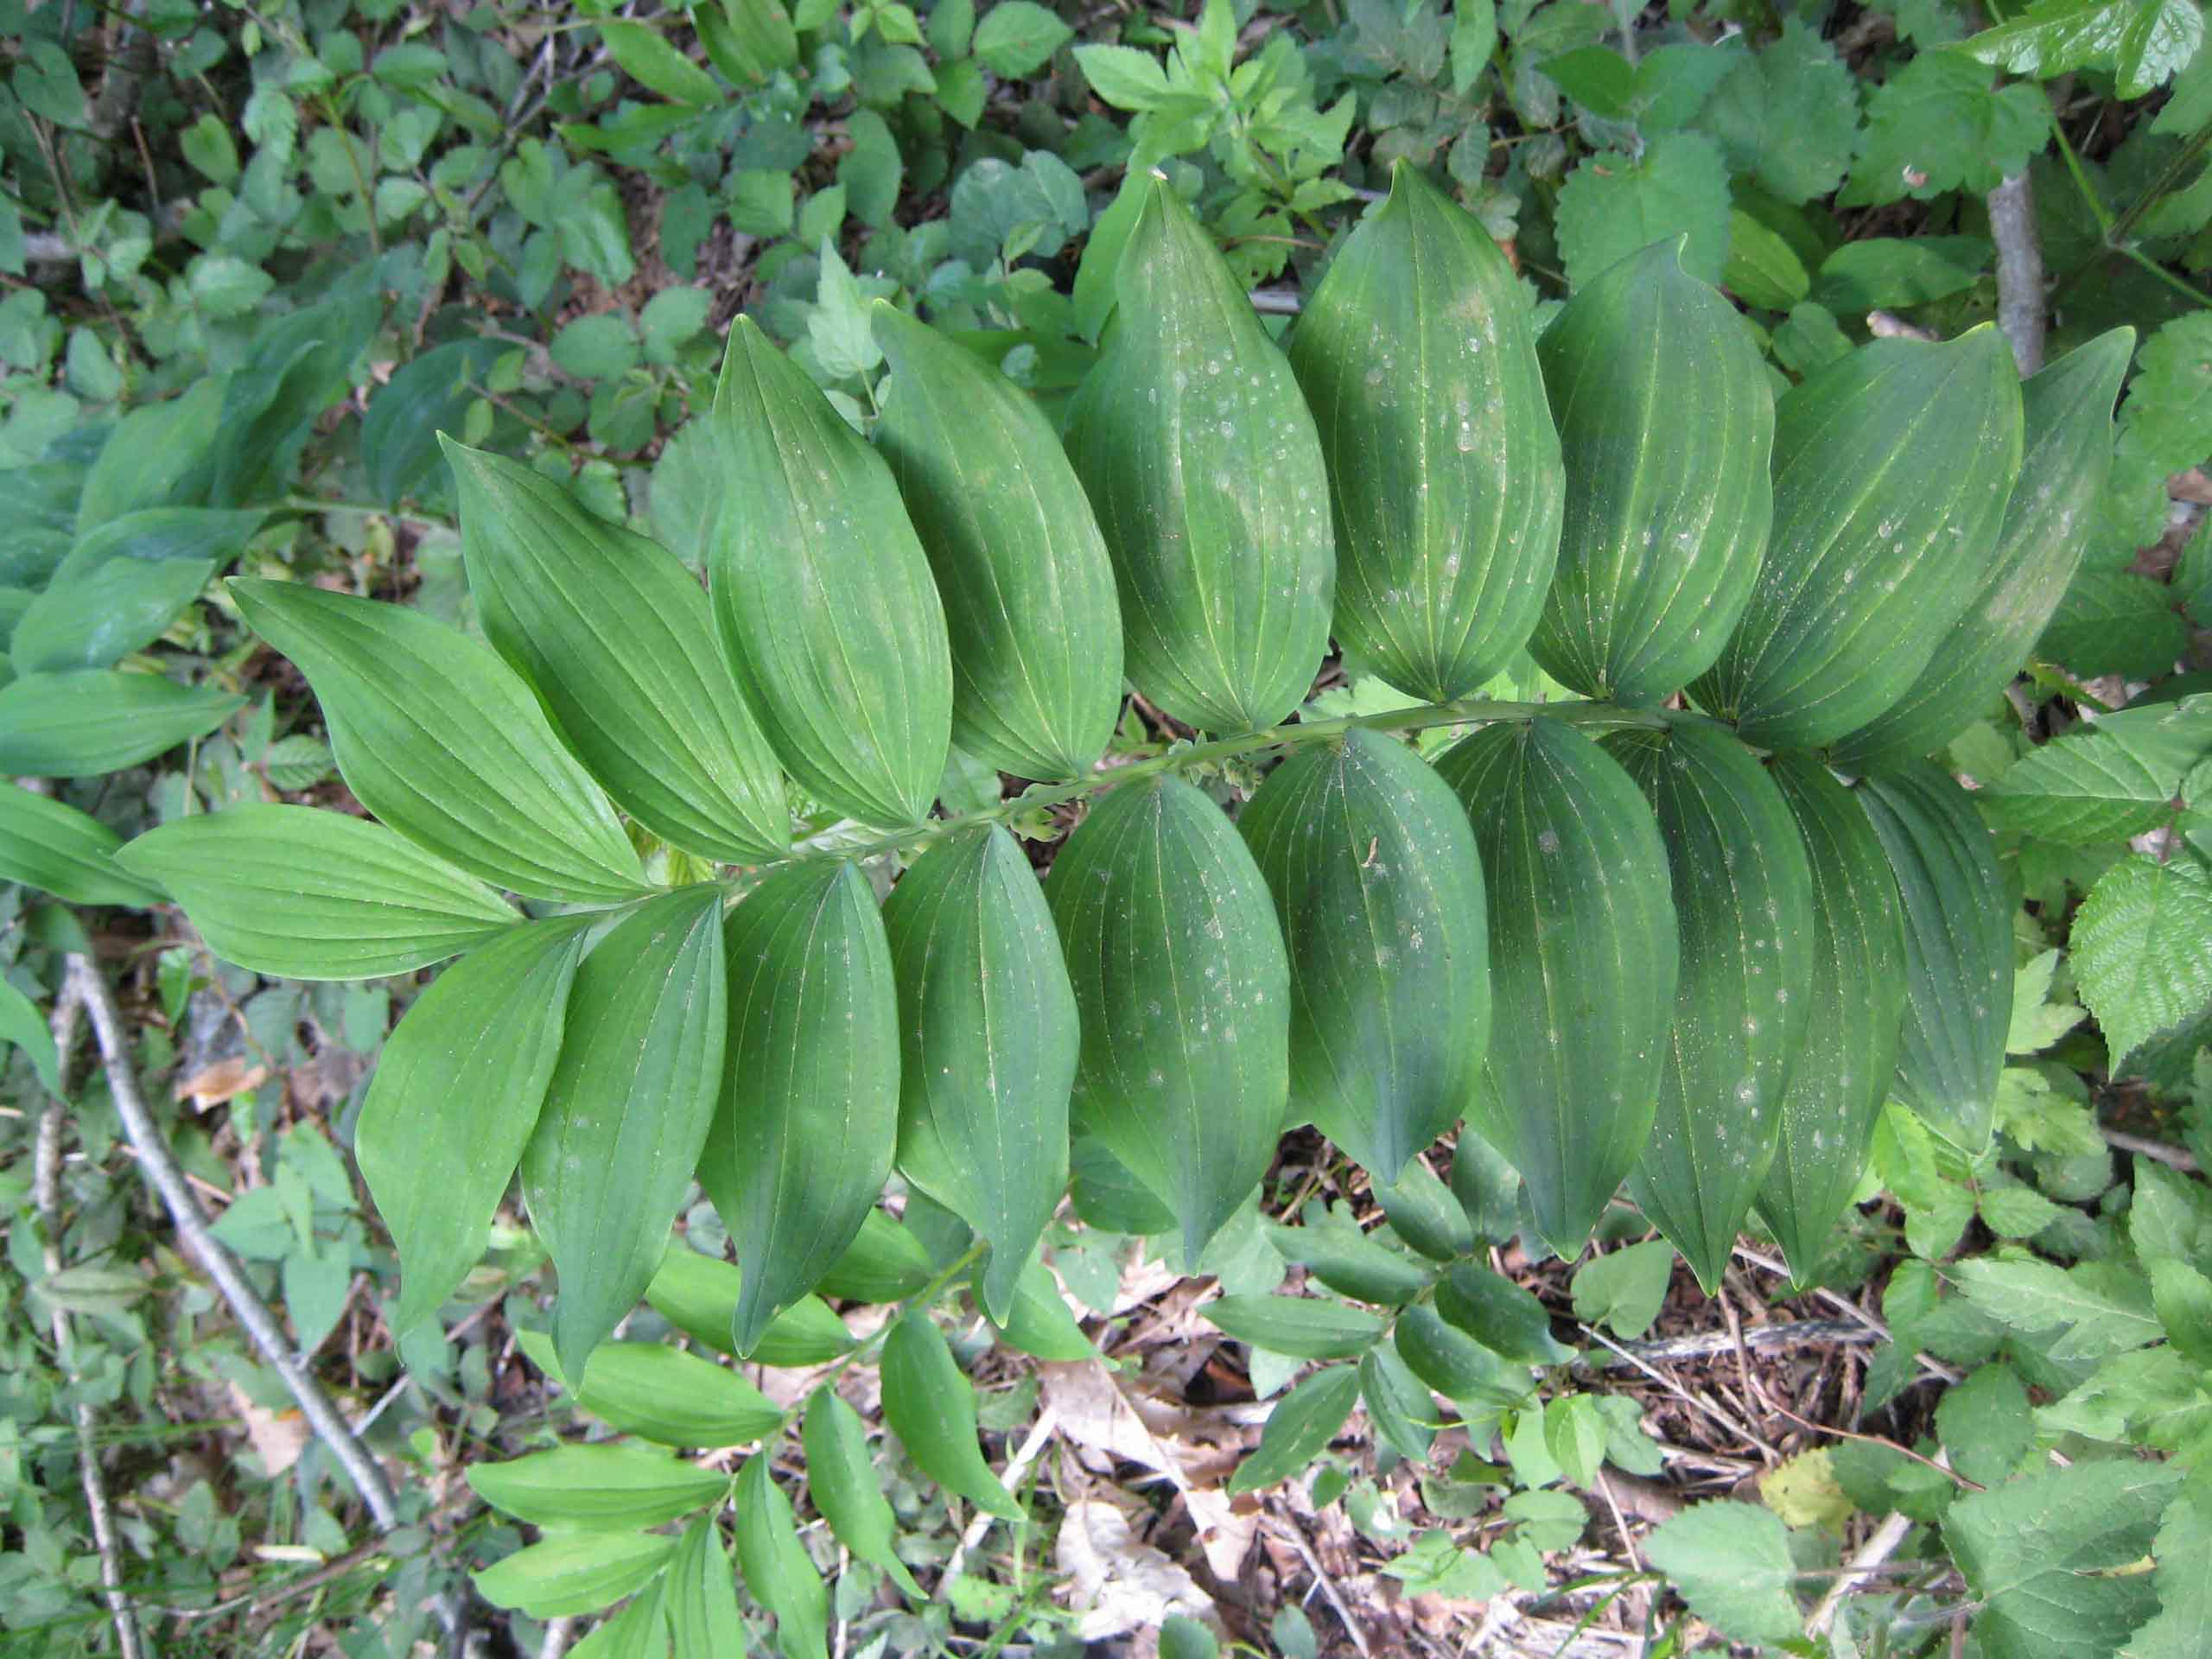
(0, 978, 60, 1096)
(598, 19, 721, 104)
(1267, 1215, 1433, 1306)
(804, 1386, 925, 1598)
(883, 825, 1075, 1325)
(523, 887, 728, 1378)
(644, 1249, 855, 1366)
(1240, 729, 1490, 1182)
(1374, 1159, 1476, 1263)
(1047, 776, 1291, 1262)
(1227, 1364, 1362, 1494)
(881, 1313, 1022, 1518)
(1359, 1344, 1440, 1462)
(734, 1456, 829, 1659)
(815, 1208, 935, 1303)
(702, 861, 899, 1356)
(363, 340, 506, 507)
(982, 1255, 1098, 1361)
(1435, 1264, 1573, 1365)
(1207, 1294, 1389, 1360)
(1392, 1303, 1530, 1408)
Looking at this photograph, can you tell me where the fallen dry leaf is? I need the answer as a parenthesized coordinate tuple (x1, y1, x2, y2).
(175, 1058, 269, 1109)
(1054, 1497, 1217, 1639)
(229, 1382, 308, 1477)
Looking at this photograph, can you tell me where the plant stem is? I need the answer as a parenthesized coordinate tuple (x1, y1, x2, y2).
(798, 1239, 988, 1411)
(777, 696, 1670, 873)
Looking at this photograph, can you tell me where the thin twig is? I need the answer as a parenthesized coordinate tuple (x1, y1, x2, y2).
(1987, 170, 2045, 377)
(1732, 1243, 1963, 1385)
(1282, 1521, 1371, 1659)
(2102, 1128, 2200, 1173)
(539, 1617, 575, 1659)
(36, 982, 144, 1659)
(943, 1402, 1058, 1586)
(1578, 1323, 1775, 1458)
(1808, 1510, 1915, 1637)
(65, 955, 403, 1530)
(1572, 1318, 1872, 1370)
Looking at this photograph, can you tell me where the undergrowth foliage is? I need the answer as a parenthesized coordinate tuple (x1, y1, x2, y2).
(67, 155, 2209, 1653)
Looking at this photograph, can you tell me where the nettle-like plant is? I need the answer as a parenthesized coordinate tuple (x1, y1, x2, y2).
(113, 164, 2144, 1642)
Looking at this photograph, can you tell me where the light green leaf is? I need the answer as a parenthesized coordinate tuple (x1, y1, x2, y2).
(2074, 855, 2212, 1076)
(1555, 132, 1732, 289)
(644, 1248, 853, 1367)
(881, 1313, 1022, 1518)
(1207, 1294, 1389, 1360)
(702, 861, 899, 1357)
(665, 1513, 746, 1659)
(1842, 53, 2048, 206)
(2151, 1259, 2212, 1367)
(118, 806, 517, 980)
(523, 887, 728, 1379)
(518, 1330, 784, 1449)
(1952, 1256, 2164, 1361)
(473, 1533, 674, 1619)
(1228, 1364, 1363, 1494)
(598, 19, 721, 105)
(1643, 1502, 1804, 1646)
(447, 442, 787, 863)
(229, 580, 645, 902)
(0, 978, 60, 1096)
(1953, 0, 2204, 99)
(467, 1444, 728, 1531)
(13, 556, 211, 676)
(0, 783, 163, 906)
(804, 1386, 925, 1598)
(357, 916, 590, 1332)
(1570, 1240, 1675, 1339)
(734, 1456, 828, 1659)
(983, 1255, 1099, 1361)
(2119, 1474, 2212, 1659)
(1047, 777, 1291, 1262)
(0, 669, 242, 778)
(1945, 1459, 2182, 1659)
(972, 1, 1072, 74)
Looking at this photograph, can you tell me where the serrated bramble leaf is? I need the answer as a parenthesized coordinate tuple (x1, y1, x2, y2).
(1555, 132, 1732, 289)
(1694, 19, 1859, 202)
(1953, 0, 2204, 99)
(1643, 1502, 1804, 1646)
(2073, 855, 2212, 1076)
(1842, 53, 2049, 206)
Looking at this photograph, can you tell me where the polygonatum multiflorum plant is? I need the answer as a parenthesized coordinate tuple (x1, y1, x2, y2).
(105, 162, 2142, 1637)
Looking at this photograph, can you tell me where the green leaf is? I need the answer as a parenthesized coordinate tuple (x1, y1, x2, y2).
(971, 1, 1072, 75)
(0, 978, 60, 1096)
(1435, 1264, 1573, 1365)
(1694, 18, 1859, 202)
(1952, 1256, 2164, 1361)
(1752, 755, 1908, 1281)
(2074, 855, 2212, 1076)
(1570, 1241, 1675, 1339)
(1721, 210, 1811, 310)
(0, 669, 242, 778)
(1359, 1344, 1440, 1461)
(1227, 1363, 1363, 1494)
(2130, 1161, 2212, 1267)
(1449, 1127, 1523, 1246)
(1980, 1183, 2065, 1238)
(229, 581, 645, 902)
(1287, 162, 1561, 701)
(1954, 0, 2204, 99)
(1268, 1213, 1433, 1306)
(1605, 717, 1814, 1290)
(709, 319, 952, 828)
(1984, 700, 2212, 845)
(733, 1456, 829, 1659)
(2119, 1473, 2212, 1659)
(1945, 1460, 2182, 1659)
(644, 1248, 854, 1367)
(518, 1330, 785, 1449)
(881, 1313, 1023, 1518)
(1834, 327, 2132, 769)
(467, 1444, 728, 1530)
(665, 1513, 746, 1659)
(1072, 44, 1173, 110)
(836, 109, 903, 230)
(2042, 570, 2191, 680)
(1433, 720, 1678, 1256)
(1393, 1302, 1530, 1408)
(804, 1386, 925, 1598)
(473, 1533, 674, 1619)
(550, 314, 642, 381)
(700, 0, 799, 85)
(983, 1255, 1100, 1360)
(446, 442, 787, 863)
(48, 506, 264, 590)
(1207, 1294, 1389, 1359)
(1842, 53, 2049, 207)
(598, 19, 721, 105)
(1065, 177, 1333, 733)
(1047, 776, 1291, 1262)
(815, 1208, 935, 1302)
(118, 806, 518, 980)
(1643, 1502, 1803, 1646)
(357, 916, 590, 1332)
(1936, 1363, 2034, 1485)
(872, 304, 1122, 781)
(1239, 728, 1490, 1182)
(13, 556, 212, 674)
(1375, 1160, 1476, 1262)
(1856, 765, 2012, 1155)
(1160, 1617, 1220, 1659)
(0, 784, 163, 906)
(1694, 328, 2024, 749)
(701, 861, 899, 1357)
(1814, 236, 1993, 314)
(363, 340, 507, 509)
(882, 824, 1075, 1324)
(1555, 132, 1732, 289)
(523, 887, 728, 1379)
